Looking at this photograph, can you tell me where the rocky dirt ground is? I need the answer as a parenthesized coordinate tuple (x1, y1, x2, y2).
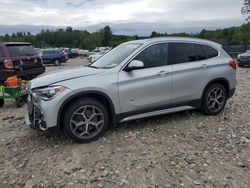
(0, 58, 249, 188)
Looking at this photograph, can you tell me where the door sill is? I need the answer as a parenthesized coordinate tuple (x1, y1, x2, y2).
(119, 106, 194, 123)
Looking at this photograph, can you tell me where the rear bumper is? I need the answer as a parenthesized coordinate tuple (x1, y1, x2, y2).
(16, 67, 45, 79)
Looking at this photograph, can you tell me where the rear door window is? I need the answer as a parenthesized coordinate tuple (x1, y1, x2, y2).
(6, 44, 36, 57)
(170, 43, 197, 64)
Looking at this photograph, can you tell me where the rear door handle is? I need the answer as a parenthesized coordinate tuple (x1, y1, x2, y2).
(201, 64, 208, 68)
(157, 71, 169, 76)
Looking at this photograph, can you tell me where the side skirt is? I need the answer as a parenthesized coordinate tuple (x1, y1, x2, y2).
(115, 99, 201, 123)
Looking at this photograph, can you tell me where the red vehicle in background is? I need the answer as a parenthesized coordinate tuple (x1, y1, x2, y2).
(0, 42, 45, 83)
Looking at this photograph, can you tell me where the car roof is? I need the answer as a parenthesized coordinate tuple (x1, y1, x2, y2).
(125, 37, 222, 47)
(1, 42, 31, 45)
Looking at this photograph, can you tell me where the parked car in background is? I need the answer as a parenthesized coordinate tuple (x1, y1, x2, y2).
(64, 49, 79, 58)
(26, 37, 237, 143)
(94, 47, 112, 53)
(0, 42, 45, 83)
(60, 50, 69, 61)
(79, 49, 89, 57)
(89, 51, 107, 63)
(237, 50, 250, 67)
(39, 49, 67, 66)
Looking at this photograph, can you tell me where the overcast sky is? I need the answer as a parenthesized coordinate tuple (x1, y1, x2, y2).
(0, 0, 246, 35)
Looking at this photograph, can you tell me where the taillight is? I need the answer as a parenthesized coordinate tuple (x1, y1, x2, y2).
(4, 59, 13, 69)
(229, 59, 237, 70)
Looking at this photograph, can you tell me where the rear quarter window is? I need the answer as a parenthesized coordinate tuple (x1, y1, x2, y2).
(201, 45, 219, 59)
(195, 44, 207, 61)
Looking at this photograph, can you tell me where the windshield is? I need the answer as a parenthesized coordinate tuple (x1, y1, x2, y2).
(7, 45, 36, 57)
(91, 43, 141, 69)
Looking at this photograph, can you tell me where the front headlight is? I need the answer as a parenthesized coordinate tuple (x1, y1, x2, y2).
(32, 86, 67, 101)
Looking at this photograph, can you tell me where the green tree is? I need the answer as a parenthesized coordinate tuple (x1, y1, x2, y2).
(151, 31, 158, 38)
(102, 26, 112, 46)
(66, 26, 73, 32)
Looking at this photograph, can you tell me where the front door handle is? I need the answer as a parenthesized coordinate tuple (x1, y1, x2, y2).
(201, 64, 208, 68)
(157, 71, 169, 76)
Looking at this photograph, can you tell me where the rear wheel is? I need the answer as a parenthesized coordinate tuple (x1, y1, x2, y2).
(63, 98, 109, 143)
(54, 60, 61, 66)
(201, 83, 227, 115)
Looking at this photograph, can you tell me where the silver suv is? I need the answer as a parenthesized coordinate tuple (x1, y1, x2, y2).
(26, 37, 237, 143)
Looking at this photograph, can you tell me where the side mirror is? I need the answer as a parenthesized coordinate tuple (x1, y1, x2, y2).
(124, 60, 144, 72)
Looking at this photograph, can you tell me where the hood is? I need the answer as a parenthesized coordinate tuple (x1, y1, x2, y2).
(29, 66, 105, 89)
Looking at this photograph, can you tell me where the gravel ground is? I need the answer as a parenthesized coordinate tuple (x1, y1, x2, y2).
(0, 58, 249, 188)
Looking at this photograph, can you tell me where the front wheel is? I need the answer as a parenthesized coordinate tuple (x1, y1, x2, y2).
(201, 83, 227, 115)
(63, 98, 109, 143)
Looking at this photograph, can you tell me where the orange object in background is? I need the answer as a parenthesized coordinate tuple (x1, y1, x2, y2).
(6, 76, 19, 87)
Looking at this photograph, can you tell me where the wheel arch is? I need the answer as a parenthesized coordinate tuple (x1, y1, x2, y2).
(57, 91, 116, 129)
(201, 78, 230, 101)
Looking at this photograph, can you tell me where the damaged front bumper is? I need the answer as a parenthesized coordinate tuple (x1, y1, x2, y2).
(26, 96, 48, 131)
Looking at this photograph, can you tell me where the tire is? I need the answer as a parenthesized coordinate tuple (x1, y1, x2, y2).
(0, 99, 4, 107)
(63, 98, 109, 143)
(201, 83, 228, 115)
(16, 97, 24, 108)
(22, 95, 28, 103)
(54, 60, 61, 66)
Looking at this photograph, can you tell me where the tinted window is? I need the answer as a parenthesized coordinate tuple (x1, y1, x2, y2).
(195, 44, 207, 61)
(42, 51, 50, 55)
(43, 50, 55, 55)
(201, 45, 218, 58)
(54, 50, 60, 55)
(172, 43, 197, 64)
(6, 44, 36, 57)
(134, 43, 168, 68)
